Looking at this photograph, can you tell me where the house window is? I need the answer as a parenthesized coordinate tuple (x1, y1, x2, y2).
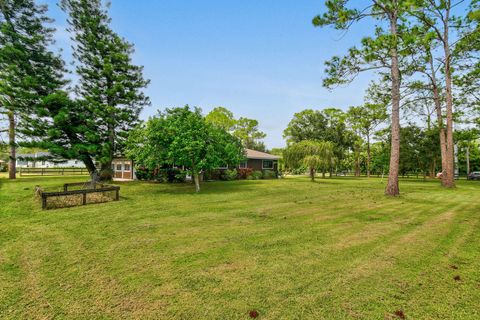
(262, 160, 274, 169)
(74, 161, 78, 164)
(239, 161, 247, 168)
(124, 163, 131, 171)
(116, 163, 122, 171)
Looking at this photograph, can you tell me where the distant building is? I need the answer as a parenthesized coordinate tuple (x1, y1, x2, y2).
(241, 149, 280, 172)
(15, 152, 86, 169)
(112, 157, 135, 180)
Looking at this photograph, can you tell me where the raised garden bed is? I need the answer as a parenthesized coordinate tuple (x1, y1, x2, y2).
(37, 182, 120, 210)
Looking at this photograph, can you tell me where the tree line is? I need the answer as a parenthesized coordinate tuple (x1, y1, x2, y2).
(309, 0, 480, 195)
(1, 0, 479, 196)
(0, 0, 149, 181)
(281, 103, 479, 180)
(0, 0, 270, 184)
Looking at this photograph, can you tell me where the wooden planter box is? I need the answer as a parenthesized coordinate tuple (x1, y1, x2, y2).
(40, 182, 120, 210)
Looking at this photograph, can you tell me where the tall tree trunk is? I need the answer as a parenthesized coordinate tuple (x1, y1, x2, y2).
(99, 125, 115, 181)
(8, 110, 16, 179)
(466, 144, 470, 175)
(309, 167, 315, 182)
(429, 55, 448, 180)
(355, 144, 361, 177)
(322, 169, 326, 179)
(79, 153, 98, 181)
(442, 3, 456, 188)
(366, 134, 371, 178)
(193, 172, 201, 192)
(430, 157, 436, 178)
(385, 12, 401, 196)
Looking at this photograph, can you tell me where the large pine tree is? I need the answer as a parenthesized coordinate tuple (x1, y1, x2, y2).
(0, 0, 65, 179)
(61, 0, 150, 180)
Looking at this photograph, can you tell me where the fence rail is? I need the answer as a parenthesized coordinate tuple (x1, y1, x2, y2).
(20, 167, 89, 176)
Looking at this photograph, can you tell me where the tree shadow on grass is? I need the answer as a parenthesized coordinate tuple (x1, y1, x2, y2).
(147, 180, 270, 195)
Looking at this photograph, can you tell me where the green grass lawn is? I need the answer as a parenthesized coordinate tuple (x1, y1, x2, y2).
(1, 174, 479, 319)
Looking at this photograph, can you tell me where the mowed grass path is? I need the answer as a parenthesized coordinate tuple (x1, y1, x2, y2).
(1, 174, 479, 319)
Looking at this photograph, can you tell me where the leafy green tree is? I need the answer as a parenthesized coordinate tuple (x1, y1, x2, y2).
(205, 107, 267, 151)
(0, 0, 65, 179)
(407, 0, 473, 187)
(284, 108, 352, 171)
(455, 128, 480, 175)
(370, 141, 391, 176)
(347, 103, 388, 177)
(233, 117, 266, 151)
(284, 140, 335, 181)
(313, 0, 416, 196)
(283, 109, 327, 144)
(205, 107, 237, 132)
(126, 106, 244, 192)
(61, 0, 150, 180)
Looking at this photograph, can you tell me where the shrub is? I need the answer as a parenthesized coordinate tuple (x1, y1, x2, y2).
(288, 167, 307, 175)
(221, 169, 238, 181)
(160, 168, 186, 183)
(262, 170, 277, 179)
(237, 168, 253, 179)
(134, 167, 186, 183)
(135, 167, 153, 180)
(204, 169, 222, 181)
(251, 170, 263, 180)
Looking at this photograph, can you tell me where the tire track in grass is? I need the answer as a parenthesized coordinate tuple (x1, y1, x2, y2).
(311, 203, 466, 319)
(260, 202, 465, 319)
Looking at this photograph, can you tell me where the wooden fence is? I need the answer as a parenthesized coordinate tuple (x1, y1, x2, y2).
(20, 167, 89, 176)
(40, 182, 120, 209)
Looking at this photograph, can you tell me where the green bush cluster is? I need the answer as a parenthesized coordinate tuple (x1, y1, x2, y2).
(248, 171, 263, 180)
(135, 167, 186, 183)
(221, 169, 238, 181)
(262, 170, 277, 179)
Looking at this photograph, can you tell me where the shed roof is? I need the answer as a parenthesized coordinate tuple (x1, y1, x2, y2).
(246, 149, 280, 160)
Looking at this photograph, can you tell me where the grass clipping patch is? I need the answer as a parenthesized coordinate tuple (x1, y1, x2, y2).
(44, 192, 116, 209)
(38, 182, 119, 209)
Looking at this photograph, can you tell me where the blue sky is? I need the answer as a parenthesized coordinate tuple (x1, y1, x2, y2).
(45, 0, 377, 149)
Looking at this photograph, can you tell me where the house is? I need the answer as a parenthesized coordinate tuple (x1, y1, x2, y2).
(16, 152, 86, 169)
(111, 149, 280, 181)
(241, 149, 280, 171)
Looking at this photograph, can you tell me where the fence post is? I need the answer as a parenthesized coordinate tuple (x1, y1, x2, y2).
(64, 184, 68, 192)
(82, 192, 87, 205)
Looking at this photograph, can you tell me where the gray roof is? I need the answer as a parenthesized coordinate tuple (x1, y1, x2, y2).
(246, 149, 280, 160)
(16, 152, 51, 159)
(16, 153, 36, 159)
